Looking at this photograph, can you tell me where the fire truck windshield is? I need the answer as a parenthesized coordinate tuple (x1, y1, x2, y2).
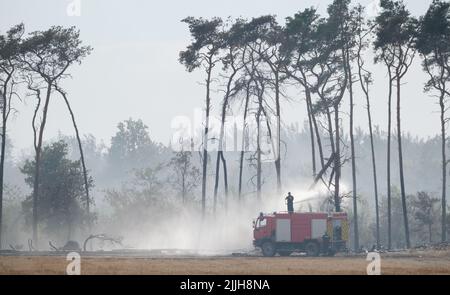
(256, 218, 267, 229)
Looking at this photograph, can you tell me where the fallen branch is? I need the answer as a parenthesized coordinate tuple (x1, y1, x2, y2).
(83, 234, 123, 252)
(28, 239, 35, 252)
(49, 241, 59, 251)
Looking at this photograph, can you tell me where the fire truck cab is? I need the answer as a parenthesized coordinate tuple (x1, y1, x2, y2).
(253, 212, 348, 257)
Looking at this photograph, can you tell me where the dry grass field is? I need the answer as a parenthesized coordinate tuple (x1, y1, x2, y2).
(1, 249, 450, 275)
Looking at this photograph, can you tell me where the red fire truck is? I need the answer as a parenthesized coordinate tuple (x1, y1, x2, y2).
(253, 212, 349, 257)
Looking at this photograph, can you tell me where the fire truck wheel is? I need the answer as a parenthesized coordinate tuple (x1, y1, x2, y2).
(261, 241, 276, 257)
(305, 241, 320, 257)
(278, 251, 293, 257)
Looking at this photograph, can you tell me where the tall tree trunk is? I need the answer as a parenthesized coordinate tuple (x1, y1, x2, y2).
(429, 223, 433, 244)
(67, 214, 73, 242)
(306, 99, 316, 177)
(387, 69, 393, 250)
(396, 76, 410, 249)
(290, 73, 325, 179)
(310, 109, 325, 171)
(32, 83, 52, 248)
(213, 67, 237, 212)
(274, 74, 282, 193)
(440, 92, 447, 243)
(213, 152, 221, 213)
(182, 170, 186, 204)
(322, 101, 336, 198)
(348, 65, 359, 250)
(296, 71, 325, 169)
(0, 74, 13, 249)
(256, 93, 263, 201)
(0, 121, 5, 250)
(0, 89, 6, 250)
(201, 61, 213, 218)
(238, 84, 251, 201)
(357, 35, 380, 250)
(304, 87, 320, 180)
(364, 79, 381, 249)
(332, 48, 349, 214)
(220, 152, 228, 211)
(56, 87, 91, 231)
(260, 106, 278, 188)
(306, 88, 325, 171)
(334, 104, 341, 212)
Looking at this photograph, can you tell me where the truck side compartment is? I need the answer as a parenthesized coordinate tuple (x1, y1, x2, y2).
(253, 212, 349, 257)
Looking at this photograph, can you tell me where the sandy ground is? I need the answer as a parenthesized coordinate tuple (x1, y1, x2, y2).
(1, 250, 450, 275)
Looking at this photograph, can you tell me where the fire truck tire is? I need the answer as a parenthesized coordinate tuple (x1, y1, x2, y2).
(261, 241, 276, 257)
(305, 241, 320, 257)
(278, 251, 293, 257)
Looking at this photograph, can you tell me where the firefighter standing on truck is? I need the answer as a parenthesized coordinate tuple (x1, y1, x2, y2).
(285, 192, 294, 213)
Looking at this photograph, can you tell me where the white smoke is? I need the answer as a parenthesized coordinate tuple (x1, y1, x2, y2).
(94, 181, 335, 254)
